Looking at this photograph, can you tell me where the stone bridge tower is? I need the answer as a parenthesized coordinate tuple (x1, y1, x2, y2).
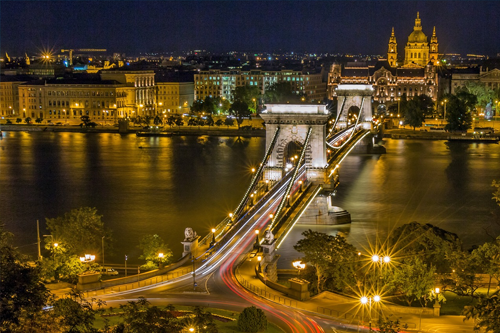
(260, 104, 329, 186)
(336, 84, 374, 130)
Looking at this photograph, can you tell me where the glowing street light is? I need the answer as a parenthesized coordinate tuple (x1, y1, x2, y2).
(210, 228, 216, 247)
(371, 254, 380, 263)
(360, 295, 381, 331)
(292, 260, 306, 278)
(383, 256, 391, 263)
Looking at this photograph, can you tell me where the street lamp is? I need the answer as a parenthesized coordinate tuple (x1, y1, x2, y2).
(292, 260, 306, 278)
(158, 252, 164, 268)
(210, 228, 216, 247)
(254, 230, 260, 248)
(360, 295, 381, 331)
(441, 99, 448, 125)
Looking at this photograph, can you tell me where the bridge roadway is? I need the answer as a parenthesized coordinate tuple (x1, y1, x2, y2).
(94, 129, 368, 333)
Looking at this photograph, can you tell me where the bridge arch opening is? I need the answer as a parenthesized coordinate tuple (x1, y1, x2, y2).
(283, 141, 303, 169)
(347, 105, 360, 125)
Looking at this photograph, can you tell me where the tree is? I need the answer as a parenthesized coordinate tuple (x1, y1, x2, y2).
(224, 117, 234, 128)
(232, 85, 261, 113)
(24, 117, 32, 124)
(323, 234, 358, 293)
(388, 222, 462, 273)
(0, 224, 51, 330)
(35, 117, 43, 124)
(472, 237, 500, 296)
(188, 118, 198, 127)
(215, 119, 223, 127)
(463, 290, 500, 333)
(458, 82, 495, 108)
(263, 82, 302, 104)
(167, 115, 175, 128)
(174, 118, 184, 127)
(153, 115, 163, 125)
(52, 290, 105, 333)
(205, 114, 214, 127)
(120, 297, 182, 333)
(445, 95, 472, 132)
(403, 99, 425, 130)
(377, 318, 409, 333)
(137, 234, 172, 270)
(16, 118, 22, 124)
(80, 115, 91, 127)
(414, 94, 435, 117)
(237, 306, 267, 333)
(443, 250, 482, 298)
(45, 207, 109, 257)
(294, 230, 334, 293)
(387, 257, 436, 307)
(229, 100, 251, 130)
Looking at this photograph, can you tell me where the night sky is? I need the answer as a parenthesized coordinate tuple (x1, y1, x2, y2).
(1, 1, 499, 57)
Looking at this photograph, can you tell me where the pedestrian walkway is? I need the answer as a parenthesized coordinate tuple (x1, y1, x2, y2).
(235, 254, 475, 333)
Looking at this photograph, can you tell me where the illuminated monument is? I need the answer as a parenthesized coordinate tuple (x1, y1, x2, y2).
(401, 12, 439, 67)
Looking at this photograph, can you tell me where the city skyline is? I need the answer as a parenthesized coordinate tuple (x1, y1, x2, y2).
(1, 1, 500, 57)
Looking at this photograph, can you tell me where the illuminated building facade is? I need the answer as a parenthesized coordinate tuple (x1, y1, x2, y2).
(194, 69, 326, 102)
(328, 61, 438, 105)
(18, 79, 129, 121)
(402, 12, 439, 67)
(156, 82, 194, 114)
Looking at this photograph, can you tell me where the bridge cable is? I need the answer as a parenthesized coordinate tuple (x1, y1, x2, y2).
(326, 96, 346, 141)
(269, 126, 313, 232)
(329, 96, 365, 150)
(232, 127, 281, 220)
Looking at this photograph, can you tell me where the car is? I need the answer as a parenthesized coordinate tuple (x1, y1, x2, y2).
(48, 122, 55, 125)
(55, 122, 63, 126)
(99, 267, 119, 276)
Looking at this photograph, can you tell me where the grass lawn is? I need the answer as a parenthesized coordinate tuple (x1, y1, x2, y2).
(94, 304, 283, 332)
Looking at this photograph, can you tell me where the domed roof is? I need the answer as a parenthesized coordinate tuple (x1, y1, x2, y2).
(407, 12, 428, 44)
(408, 30, 428, 43)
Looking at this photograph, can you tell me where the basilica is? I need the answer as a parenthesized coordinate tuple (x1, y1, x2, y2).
(329, 13, 440, 110)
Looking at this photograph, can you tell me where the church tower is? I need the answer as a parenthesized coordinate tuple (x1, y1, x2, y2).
(387, 27, 398, 67)
(429, 26, 439, 65)
(404, 12, 429, 67)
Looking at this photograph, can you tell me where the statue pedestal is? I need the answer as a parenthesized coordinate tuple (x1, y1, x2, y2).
(261, 239, 276, 264)
(288, 278, 310, 301)
(181, 236, 199, 257)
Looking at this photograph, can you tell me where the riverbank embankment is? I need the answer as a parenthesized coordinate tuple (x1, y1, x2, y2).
(0, 124, 266, 137)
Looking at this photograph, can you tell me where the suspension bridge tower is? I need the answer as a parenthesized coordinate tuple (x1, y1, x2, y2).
(259, 103, 332, 188)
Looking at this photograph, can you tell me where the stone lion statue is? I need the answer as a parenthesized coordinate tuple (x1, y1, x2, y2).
(264, 229, 274, 243)
(184, 228, 197, 241)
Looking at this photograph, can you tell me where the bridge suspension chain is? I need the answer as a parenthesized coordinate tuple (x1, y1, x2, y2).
(232, 127, 281, 220)
(269, 126, 312, 232)
(329, 96, 365, 150)
(326, 96, 346, 141)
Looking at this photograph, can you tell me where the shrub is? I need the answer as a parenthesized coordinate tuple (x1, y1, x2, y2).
(237, 306, 267, 333)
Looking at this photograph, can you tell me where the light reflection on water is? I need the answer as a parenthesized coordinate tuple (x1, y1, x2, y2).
(1, 133, 499, 267)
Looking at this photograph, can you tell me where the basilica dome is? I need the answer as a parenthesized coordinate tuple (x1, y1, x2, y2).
(408, 30, 428, 43)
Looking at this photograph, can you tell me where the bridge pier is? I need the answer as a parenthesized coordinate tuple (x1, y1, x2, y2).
(297, 192, 351, 225)
(351, 132, 386, 154)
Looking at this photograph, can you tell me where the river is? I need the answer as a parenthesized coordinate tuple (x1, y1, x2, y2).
(1, 131, 499, 268)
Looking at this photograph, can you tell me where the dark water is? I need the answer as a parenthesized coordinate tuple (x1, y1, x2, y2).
(0, 132, 264, 264)
(1, 132, 499, 267)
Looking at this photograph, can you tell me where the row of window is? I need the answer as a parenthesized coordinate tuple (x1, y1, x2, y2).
(47, 90, 115, 97)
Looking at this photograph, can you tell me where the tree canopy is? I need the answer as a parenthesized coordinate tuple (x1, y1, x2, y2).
(403, 98, 425, 130)
(445, 94, 472, 132)
(45, 207, 109, 257)
(137, 234, 173, 270)
(237, 306, 267, 333)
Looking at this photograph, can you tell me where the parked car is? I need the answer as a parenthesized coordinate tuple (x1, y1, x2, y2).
(55, 122, 63, 126)
(99, 267, 119, 276)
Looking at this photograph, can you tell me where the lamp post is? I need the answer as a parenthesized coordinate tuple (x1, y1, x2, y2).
(191, 253, 197, 291)
(360, 295, 381, 331)
(158, 252, 164, 268)
(210, 228, 216, 247)
(79, 254, 96, 271)
(102, 236, 105, 267)
(292, 260, 306, 278)
(254, 230, 260, 249)
(441, 99, 448, 125)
